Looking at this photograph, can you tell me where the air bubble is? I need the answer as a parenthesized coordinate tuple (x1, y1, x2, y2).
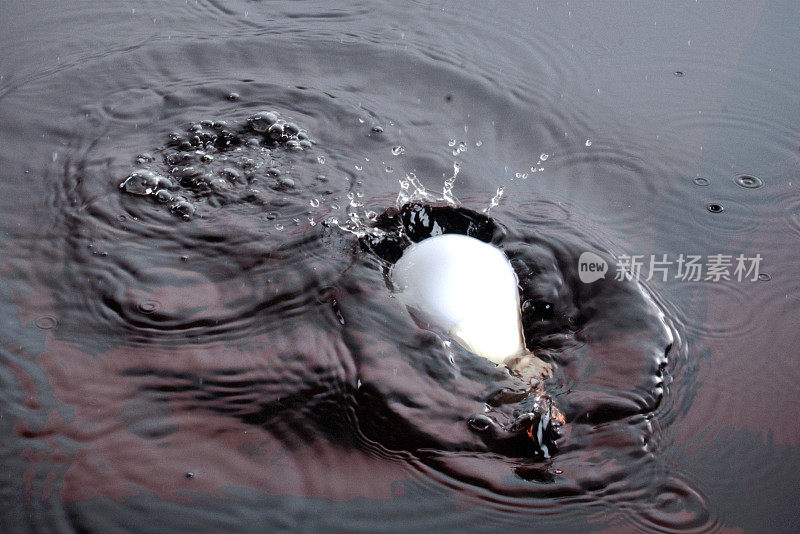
(693, 177, 710, 186)
(267, 123, 284, 139)
(120, 169, 165, 196)
(171, 198, 195, 219)
(391, 145, 405, 155)
(585, 139, 592, 147)
(277, 177, 295, 189)
(248, 111, 278, 133)
(468, 414, 494, 432)
(540, 153, 549, 161)
(155, 189, 173, 203)
(34, 316, 58, 330)
(137, 300, 161, 314)
(707, 203, 724, 213)
(733, 174, 763, 189)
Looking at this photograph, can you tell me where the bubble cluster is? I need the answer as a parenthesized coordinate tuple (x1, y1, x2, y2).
(119, 111, 315, 219)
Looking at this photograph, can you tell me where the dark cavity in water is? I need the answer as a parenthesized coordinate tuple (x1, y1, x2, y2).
(355, 201, 673, 467)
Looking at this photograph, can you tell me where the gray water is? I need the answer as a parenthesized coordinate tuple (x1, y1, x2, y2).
(1, 1, 799, 532)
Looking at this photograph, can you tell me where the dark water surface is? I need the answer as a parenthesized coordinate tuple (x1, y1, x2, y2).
(1, 1, 799, 532)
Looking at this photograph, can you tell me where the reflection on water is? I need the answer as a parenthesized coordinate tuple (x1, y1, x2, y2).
(1, 0, 799, 532)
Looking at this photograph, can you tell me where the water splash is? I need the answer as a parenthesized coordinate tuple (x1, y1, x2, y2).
(396, 172, 446, 207)
(442, 163, 461, 206)
(482, 186, 505, 214)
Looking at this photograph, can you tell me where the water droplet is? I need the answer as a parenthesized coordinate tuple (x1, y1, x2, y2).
(310, 198, 320, 207)
(706, 203, 724, 213)
(693, 177, 710, 186)
(317, 155, 326, 164)
(385, 165, 393, 173)
(185, 472, 195, 479)
(540, 153, 549, 161)
(757, 273, 771, 281)
(674, 71, 685, 77)
(585, 139, 592, 147)
(733, 174, 763, 189)
(355, 165, 362, 171)
(391, 145, 405, 156)
(448, 139, 456, 147)
(275, 224, 284, 230)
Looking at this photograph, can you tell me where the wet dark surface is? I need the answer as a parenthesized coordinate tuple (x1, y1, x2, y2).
(1, 1, 799, 532)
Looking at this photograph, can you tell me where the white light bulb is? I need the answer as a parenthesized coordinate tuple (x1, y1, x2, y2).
(390, 234, 526, 365)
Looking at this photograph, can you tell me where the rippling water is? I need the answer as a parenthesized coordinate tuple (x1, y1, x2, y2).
(1, 1, 799, 532)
